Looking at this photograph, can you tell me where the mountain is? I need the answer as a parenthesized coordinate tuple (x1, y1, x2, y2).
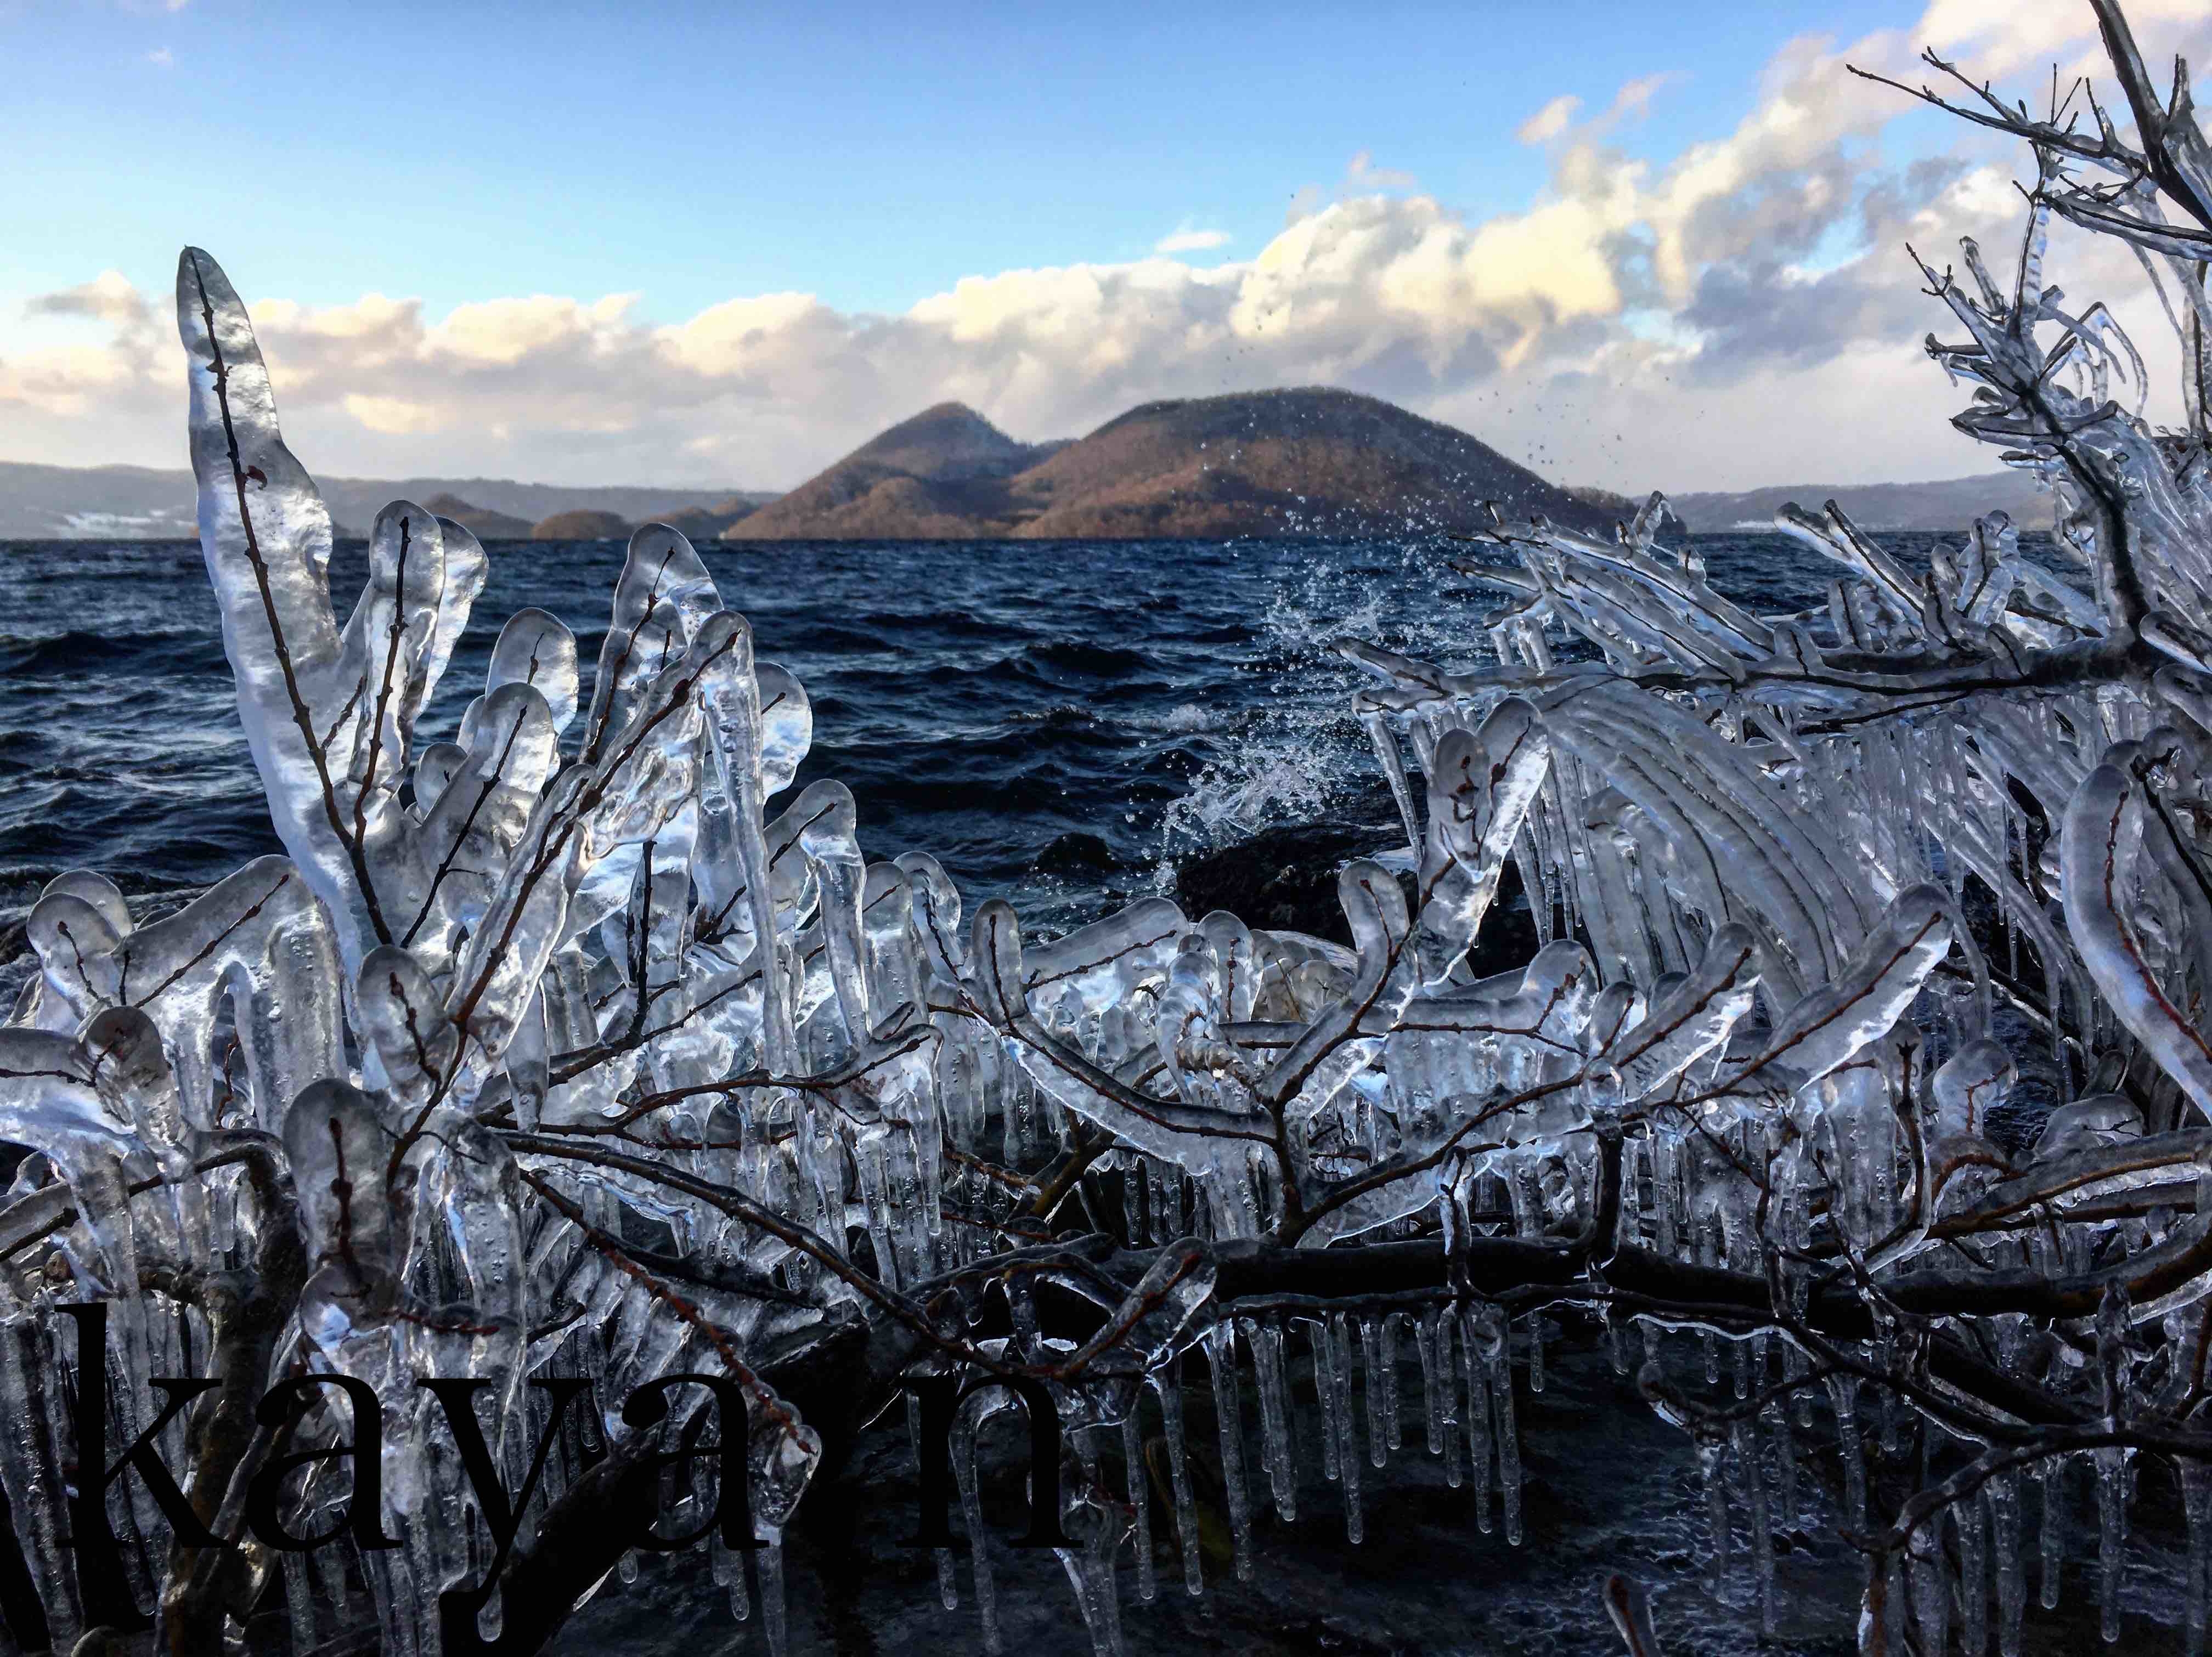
(530, 508, 631, 540)
(0, 461, 774, 540)
(420, 493, 533, 540)
(725, 388, 1612, 541)
(1666, 472, 2053, 534)
(4, 424, 2057, 545)
(722, 403, 1068, 541)
(0, 463, 199, 540)
(645, 496, 765, 541)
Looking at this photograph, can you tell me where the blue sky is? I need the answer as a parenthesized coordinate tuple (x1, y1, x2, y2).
(6, 1, 1924, 319)
(4, 0, 2205, 490)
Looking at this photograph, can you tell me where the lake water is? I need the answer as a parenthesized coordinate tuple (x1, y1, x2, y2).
(0, 528, 1990, 941)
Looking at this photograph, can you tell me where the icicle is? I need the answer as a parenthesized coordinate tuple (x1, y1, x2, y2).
(1910, 1516, 1950, 1657)
(1152, 1365, 1204, 1597)
(1122, 1413, 1155, 1603)
(2183, 1460, 2212, 1657)
(1483, 1311, 1522, 1546)
(1418, 1309, 1444, 1457)
(759, 1536, 789, 1657)
(712, 1534, 754, 1622)
(1250, 1319, 1296, 1521)
(2095, 1448, 2126, 1642)
(1379, 1313, 1402, 1453)
(1055, 1430, 1127, 1657)
(1204, 1324, 1255, 1581)
(1527, 1311, 1545, 1395)
(1870, 1550, 1904, 1657)
(1310, 1317, 1341, 1481)
(2041, 1458, 2065, 1611)
(907, 1392, 958, 1610)
(1700, 1438, 1732, 1593)
(283, 1548, 320, 1654)
(1990, 1471, 2025, 1657)
(316, 1533, 351, 1619)
(953, 1410, 1002, 1648)
(1652, 1134, 1680, 1258)
(477, 1582, 505, 1643)
(1959, 1486, 1989, 1657)
(1328, 1313, 1363, 1543)
(1788, 1341, 1816, 1430)
(207, 1162, 238, 1256)
(1730, 1419, 1775, 1633)
(1827, 1373, 1866, 1528)
(1362, 1316, 1389, 1467)
(1460, 1309, 1495, 1531)
(1768, 1396, 1800, 1533)
(1056, 1543, 1127, 1657)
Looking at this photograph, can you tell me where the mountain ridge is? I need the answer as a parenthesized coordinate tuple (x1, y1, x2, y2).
(3, 397, 2051, 541)
(725, 403, 1071, 540)
(0, 463, 775, 541)
(1664, 472, 2054, 533)
(724, 387, 1617, 541)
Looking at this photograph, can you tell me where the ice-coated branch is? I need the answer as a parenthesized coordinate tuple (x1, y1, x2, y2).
(6, 9, 2212, 1654)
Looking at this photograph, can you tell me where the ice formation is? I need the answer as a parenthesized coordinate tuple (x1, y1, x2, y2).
(0, 4, 2209, 1653)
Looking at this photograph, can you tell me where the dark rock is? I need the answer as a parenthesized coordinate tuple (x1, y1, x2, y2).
(1034, 832, 1117, 875)
(1175, 820, 1541, 974)
(1174, 822, 1403, 944)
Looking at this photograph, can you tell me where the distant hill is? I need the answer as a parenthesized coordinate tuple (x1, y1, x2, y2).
(530, 508, 631, 541)
(1561, 484, 1686, 534)
(648, 497, 765, 541)
(1667, 472, 2053, 534)
(421, 493, 533, 539)
(0, 462, 774, 540)
(0, 463, 199, 539)
(725, 388, 1613, 541)
(724, 403, 1069, 540)
(3, 430, 2058, 545)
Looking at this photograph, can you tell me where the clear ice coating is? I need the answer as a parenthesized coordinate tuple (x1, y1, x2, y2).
(2, 8, 2211, 1654)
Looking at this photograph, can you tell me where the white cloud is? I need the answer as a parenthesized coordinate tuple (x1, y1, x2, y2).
(27, 270, 151, 329)
(1344, 150, 1418, 192)
(1608, 72, 1674, 124)
(145, 47, 173, 67)
(1154, 228, 1232, 255)
(8, 0, 2210, 493)
(1517, 96, 1580, 146)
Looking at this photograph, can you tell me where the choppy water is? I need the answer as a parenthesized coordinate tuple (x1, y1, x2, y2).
(0, 530, 1995, 938)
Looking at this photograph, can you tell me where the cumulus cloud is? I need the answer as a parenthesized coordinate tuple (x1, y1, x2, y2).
(1516, 96, 1580, 146)
(8, 0, 2211, 492)
(145, 47, 173, 67)
(1344, 150, 1418, 192)
(27, 272, 153, 329)
(1154, 228, 1232, 255)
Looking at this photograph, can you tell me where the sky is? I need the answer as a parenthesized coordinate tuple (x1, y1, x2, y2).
(3, 0, 2209, 493)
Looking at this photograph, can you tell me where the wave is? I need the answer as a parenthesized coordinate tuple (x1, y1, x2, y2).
(0, 530, 1973, 934)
